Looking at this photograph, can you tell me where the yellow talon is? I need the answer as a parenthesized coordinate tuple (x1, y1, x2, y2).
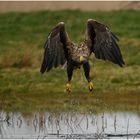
(65, 83, 71, 93)
(88, 82, 94, 92)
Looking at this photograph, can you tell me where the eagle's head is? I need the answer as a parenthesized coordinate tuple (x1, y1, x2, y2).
(68, 43, 90, 64)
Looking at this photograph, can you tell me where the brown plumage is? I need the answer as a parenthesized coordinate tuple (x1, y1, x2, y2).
(40, 19, 125, 92)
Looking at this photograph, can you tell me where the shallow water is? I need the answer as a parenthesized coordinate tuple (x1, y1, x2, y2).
(0, 111, 140, 139)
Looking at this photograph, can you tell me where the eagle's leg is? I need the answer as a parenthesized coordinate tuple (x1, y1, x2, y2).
(66, 63, 74, 93)
(83, 62, 94, 92)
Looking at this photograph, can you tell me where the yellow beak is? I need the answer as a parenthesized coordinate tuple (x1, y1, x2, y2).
(80, 56, 85, 62)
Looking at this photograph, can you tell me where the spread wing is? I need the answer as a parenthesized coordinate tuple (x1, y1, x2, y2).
(86, 19, 125, 67)
(40, 22, 71, 73)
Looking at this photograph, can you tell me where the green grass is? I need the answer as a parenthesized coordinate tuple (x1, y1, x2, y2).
(0, 10, 140, 113)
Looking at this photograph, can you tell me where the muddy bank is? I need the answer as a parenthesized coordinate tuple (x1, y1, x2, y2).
(0, 1, 140, 13)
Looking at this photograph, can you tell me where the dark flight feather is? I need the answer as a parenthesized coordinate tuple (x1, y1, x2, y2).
(40, 22, 70, 73)
(86, 19, 125, 67)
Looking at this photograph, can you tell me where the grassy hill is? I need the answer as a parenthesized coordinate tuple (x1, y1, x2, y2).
(0, 10, 140, 112)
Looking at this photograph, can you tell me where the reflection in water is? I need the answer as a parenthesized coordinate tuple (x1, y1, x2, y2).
(0, 112, 140, 139)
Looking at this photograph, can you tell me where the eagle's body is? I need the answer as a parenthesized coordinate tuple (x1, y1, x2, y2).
(40, 19, 125, 92)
